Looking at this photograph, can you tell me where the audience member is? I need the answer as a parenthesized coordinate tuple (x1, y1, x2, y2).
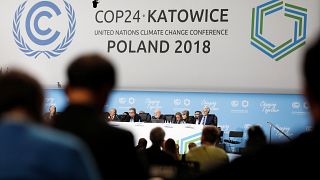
(164, 138, 179, 160)
(187, 126, 228, 172)
(53, 54, 146, 179)
(0, 70, 99, 179)
(244, 125, 267, 154)
(145, 127, 175, 166)
(136, 138, 148, 152)
(188, 142, 197, 151)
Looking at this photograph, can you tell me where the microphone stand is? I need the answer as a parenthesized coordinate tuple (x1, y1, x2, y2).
(267, 121, 292, 144)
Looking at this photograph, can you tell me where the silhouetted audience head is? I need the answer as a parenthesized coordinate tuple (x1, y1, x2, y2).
(136, 138, 148, 152)
(66, 54, 115, 112)
(164, 138, 179, 160)
(201, 126, 220, 145)
(150, 127, 165, 147)
(245, 125, 267, 154)
(0, 70, 43, 122)
(304, 39, 320, 125)
(188, 142, 197, 151)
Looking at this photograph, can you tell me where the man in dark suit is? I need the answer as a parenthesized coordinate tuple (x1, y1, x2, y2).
(54, 54, 146, 180)
(198, 107, 218, 126)
(198, 39, 320, 179)
(145, 127, 175, 166)
(190, 111, 202, 124)
(125, 107, 141, 122)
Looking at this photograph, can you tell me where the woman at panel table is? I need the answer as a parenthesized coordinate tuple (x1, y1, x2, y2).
(173, 112, 186, 124)
(182, 110, 193, 124)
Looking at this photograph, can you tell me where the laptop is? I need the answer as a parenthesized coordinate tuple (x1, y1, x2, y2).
(151, 119, 165, 123)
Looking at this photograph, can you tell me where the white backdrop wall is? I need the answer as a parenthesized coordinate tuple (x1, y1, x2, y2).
(0, 0, 319, 93)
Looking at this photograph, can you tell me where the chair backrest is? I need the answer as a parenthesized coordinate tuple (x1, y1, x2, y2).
(208, 114, 218, 126)
(219, 130, 224, 143)
(119, 114, 127, 121)
(224, 131, 244, 154)
(224, 131, 243, 145)
(229, 131, 244, 138)
(139, 113, 151, 122)
(164, 114, 174, 122)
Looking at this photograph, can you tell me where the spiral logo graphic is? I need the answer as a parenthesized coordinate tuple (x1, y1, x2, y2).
(13, 1, 76, 59)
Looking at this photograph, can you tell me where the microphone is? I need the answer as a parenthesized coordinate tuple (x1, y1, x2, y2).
(267, 121, 292, 142)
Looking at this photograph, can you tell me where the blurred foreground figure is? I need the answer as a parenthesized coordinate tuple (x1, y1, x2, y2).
(198, 39, 320, 179)
(54, 54, 146, 179)
(0, 71, 99, 179)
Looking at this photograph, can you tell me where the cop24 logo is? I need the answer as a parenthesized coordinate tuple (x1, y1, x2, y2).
(251, 0, 307, 61)
(13, 1, 76, 58)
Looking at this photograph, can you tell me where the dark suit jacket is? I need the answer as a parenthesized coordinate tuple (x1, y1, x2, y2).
(198, 114, 218, 126)
(186, 116, 195, 124)
(145, 145, 175, 166)
(125, 114, 141, 122)
(189, 116, 198, 124)
(139, 113, 152, 122)
(54, 104, 146, 180)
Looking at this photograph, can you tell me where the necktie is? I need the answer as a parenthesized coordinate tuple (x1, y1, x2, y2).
(199, 117, 203, 124)
(203, 116, 206, 125)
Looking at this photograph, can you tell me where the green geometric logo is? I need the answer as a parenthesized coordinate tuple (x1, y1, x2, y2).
(251, 0, 307, 61)
(178, 132, 201, 154)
